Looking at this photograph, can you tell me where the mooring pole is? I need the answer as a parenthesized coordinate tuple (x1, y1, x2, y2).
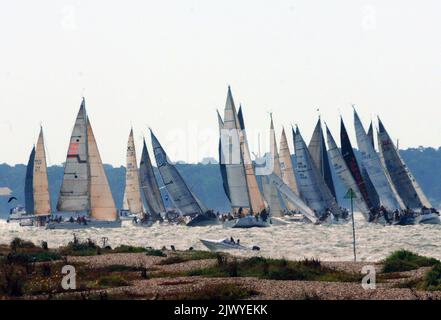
(351, 191, 357, 262)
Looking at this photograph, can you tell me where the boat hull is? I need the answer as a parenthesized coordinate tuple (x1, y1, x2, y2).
(393, 215, 416, 226)
(269, 217, 289, 226)
(46, 220, 122, 230)
(200, 239, 249, 251)
(224, 215, 270, 228)
(416, 213, 440, 225)
(187, 213, 220, 227)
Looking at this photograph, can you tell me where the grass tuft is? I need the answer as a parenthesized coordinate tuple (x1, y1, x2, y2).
(163, 283, 256, 300)
(187, 256, 360, 282)
(382, 250, 439, 273)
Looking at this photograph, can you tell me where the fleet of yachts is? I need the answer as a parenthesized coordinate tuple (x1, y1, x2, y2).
(6, 87, 440, 230)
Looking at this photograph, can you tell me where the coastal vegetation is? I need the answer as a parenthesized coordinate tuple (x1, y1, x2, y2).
(187, 256, 361, 282)
(2, 239, 441, 300)
(382, 250, 439, 273)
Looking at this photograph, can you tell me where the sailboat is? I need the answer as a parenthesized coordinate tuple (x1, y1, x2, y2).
(261, 115, 284, 218)
(47, 98, 121, 229)
(377, 117, 439, 224)
(340, 117, 381, 220)
(218, 87, 271, 228)
(9, 127, 52, 226)
(293, 126, 344, 223)
(353, 108, 404, 222)
(150, 130, 218, 227)
(279, 127, 299, 199)
(308, 117, 337, 199)
(120, 128, 145, 221)
(139, 138, 166, 223)
(325, 124, 371, 221)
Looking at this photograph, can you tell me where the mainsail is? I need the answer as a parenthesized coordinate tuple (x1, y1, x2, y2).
(262, 176, 283, 217)
(294, 127, 341, 217)
(124, 129, 144, 215)
(308, 118, 336, 198)
(367, 122, 375, 149)
(377, 118, 432, 209)
(87, 119, 118, 221)
(340, 117, 379, 211)
(325, 125, 370, 220)
(220, 88, 250, 213)
(264, 115, 284, 216)
(57, 98, 117, 221)
(139, 138, 166, 217)
(151, 130, 204, 216)
(33, 127, 51, 216)
(25, 147, 35, 214)
(279, 127, 299, 196)
(238, 105, 266, 214)
(353, 109, 404, 211)
(217, 111, 230, 201)
(57, 99, 89, 212)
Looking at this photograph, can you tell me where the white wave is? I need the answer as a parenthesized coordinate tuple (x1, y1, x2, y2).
(0, 214, 440, 262)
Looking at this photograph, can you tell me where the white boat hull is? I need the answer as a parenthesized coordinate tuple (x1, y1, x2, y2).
(46, 220, 122, 230)
(200, 239, 252, 251)
(269, 217, 289, 226)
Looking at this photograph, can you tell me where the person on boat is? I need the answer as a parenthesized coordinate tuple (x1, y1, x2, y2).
(230, 237, 235, 244)
(238, 207, 243, 218)
(69, 216, 75, 223)
(260, 209, 269, 222)
(393, 209, 400, 221)
(237, 239, 240, 245)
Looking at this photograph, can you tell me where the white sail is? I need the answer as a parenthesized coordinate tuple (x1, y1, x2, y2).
(220, 88, 250, 213)
(294, 127, 341, 217)
(377, 138, 407, 210)
(279, 127, 299, 196)
(151, 130, 204, 216)
(325, 125, 370, 221)
(237, 106, 266, 214)
(269, 116, 282, 177)
(57, 99, 89, 212)
(262, 176, 283, 217)
(308, 118, 336, 198)
(33, 127, 51, 216)
(269, 173, 318, 223)
(377, 118, 432, 209)
(124, 129, 144, 215)
(353, 109, 404, 211)
(266, 115, 285, 215)
(87, 119, 118, 221)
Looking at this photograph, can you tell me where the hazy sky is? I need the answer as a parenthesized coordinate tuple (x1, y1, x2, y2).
(1, 0, 440, 166)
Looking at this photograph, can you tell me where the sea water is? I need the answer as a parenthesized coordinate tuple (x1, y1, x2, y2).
(0, 214, 439, 262)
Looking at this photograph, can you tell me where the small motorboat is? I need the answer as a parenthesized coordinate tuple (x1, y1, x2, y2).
(200, 238, 260, 252)
(7, 206, 35, 223)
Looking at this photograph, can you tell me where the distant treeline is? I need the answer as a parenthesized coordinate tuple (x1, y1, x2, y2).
(1, 147, 440, 216)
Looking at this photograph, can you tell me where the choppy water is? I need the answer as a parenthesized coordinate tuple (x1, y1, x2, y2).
(1, 214, 440, 262)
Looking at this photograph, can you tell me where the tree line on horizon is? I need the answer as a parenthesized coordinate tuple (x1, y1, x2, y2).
(0, 147, 440, 216)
